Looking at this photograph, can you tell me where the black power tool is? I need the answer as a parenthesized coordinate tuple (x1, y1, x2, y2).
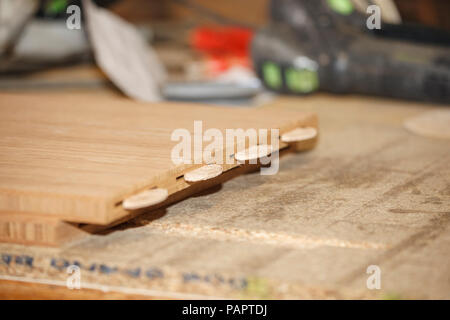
(290, 0, 450, 47)
(252, 0, 450, 104)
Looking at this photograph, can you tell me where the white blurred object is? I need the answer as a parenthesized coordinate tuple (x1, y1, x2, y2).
(352, 0, 402, 24)
(13, 20, 89, 60)
(83, 0, 166, 102)
(0, 0, 38, 55)
(215, 65, 261, 88)
(372, 0, 402, 24)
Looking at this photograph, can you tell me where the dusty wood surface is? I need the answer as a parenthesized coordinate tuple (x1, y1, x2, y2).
(0, 94, 449, 299)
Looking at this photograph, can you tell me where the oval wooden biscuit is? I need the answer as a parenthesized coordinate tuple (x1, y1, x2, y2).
(281, 127, 317, 143)
(404, 110, 450, 140)
(185, 164, 223, 182)
(123, 188, 169, 210)
(235, 144, 273, 163)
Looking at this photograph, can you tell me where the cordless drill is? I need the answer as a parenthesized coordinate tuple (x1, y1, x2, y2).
(252, 0, 450, 104)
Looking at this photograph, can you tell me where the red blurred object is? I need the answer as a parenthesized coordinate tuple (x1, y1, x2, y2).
(192, 26, 253, 56)
(191, 26, 254, 75)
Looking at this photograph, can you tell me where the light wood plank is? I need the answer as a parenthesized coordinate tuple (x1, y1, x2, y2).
(0, 93, 318, 225)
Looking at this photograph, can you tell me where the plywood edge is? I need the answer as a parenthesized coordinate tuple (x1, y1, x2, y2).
(0, 213, 91, 247)
(0, 191, 110, 226)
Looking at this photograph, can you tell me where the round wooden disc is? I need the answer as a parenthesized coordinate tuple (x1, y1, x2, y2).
(404, 110, 450, 140)
(185, 164, 223, 182)
(235, 144, 273, 162)
(123, 188, 169, 210)
(281, 127, 317, 143)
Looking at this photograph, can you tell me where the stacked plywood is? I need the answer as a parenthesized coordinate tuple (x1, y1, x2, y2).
(0, 93, 318, 246)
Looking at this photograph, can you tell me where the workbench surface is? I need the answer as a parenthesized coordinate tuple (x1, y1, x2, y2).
(0, 94, 449, 299)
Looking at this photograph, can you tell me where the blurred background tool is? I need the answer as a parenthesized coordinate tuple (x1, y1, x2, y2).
(322, 0, 450, 46)
(0, 0, 39, 56)
(253, 0, 450, 104)
(162, 26, 262, 104)
(1, 0, 450, 105)
(0, 0, 117, 74)
(36, 0, 119, 18)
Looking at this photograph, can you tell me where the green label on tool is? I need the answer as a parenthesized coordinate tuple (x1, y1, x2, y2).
(285, 68, 319, 94)
(327, 0, 354, 15)
(46, 0, 69, 15)
(262, 62, 282, 90)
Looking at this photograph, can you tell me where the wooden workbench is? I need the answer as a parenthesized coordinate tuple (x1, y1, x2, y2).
(0, 93, 449, 299)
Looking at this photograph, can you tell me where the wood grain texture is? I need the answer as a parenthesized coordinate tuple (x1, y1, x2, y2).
(0, 93, 317, 225)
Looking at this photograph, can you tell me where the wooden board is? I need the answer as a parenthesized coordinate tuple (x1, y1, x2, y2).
(0, 93, 317, 226)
